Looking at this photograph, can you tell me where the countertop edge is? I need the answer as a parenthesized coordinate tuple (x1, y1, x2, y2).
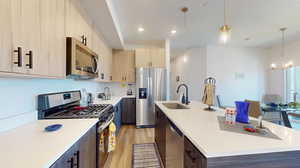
(155, 101, 300, 158)
(44, 119, 98, 168)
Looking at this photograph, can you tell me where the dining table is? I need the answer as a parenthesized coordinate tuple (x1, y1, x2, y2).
(262, 105, 300, 128)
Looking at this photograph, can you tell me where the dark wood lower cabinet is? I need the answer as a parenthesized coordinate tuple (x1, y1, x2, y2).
(121, 98, 136, 124)
(49, 125, 97, 168)
(155, 105, 167, 167)
(184, 137, 207, 168)
(155, 105, 300, 168)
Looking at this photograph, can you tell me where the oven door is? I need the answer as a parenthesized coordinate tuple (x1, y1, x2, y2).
(66, 37, 99, 79)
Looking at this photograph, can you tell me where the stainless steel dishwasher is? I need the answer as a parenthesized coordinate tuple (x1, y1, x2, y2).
(166, 119, 184, 168)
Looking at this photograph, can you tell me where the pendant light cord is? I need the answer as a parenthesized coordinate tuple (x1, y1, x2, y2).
(282, 29, 285, 59)
(224, 0, 227, 25)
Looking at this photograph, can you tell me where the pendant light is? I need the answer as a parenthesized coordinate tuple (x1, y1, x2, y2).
(270, 28, 293, 70)
(181, 7, 189, 63)
(219, 0, 231, 44)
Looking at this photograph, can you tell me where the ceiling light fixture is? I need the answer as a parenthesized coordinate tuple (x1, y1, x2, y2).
(171, 30, 177, 34)
(138, 27, 144, 32)
(270, 28, 293, 70)
(219, 0, 231, 44)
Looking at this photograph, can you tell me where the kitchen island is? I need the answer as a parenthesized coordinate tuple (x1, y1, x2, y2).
(155, 101, 300, 168)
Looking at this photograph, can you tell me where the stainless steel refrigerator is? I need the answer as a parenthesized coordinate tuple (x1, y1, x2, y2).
(136, 68, 166, 127)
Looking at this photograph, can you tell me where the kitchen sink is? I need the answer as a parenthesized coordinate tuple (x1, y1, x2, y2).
(162, 103, 189, 109)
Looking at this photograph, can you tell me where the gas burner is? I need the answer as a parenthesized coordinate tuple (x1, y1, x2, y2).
(46, 104, 113, 119)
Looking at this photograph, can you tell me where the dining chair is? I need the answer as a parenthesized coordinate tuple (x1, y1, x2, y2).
(216, 95, 225, 109)
(245, 100, 262, 118)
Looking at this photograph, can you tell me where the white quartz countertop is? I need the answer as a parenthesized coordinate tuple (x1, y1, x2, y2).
(93, 95, 136, 106)
(0, 119, 98, 168)
(155, 101, 300, 158)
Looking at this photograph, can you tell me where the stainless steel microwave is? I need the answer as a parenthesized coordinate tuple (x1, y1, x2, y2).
(66, 37, 99, 79)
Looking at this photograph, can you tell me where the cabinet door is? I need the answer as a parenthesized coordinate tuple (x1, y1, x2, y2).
(184, 137, 207, 168)
(65, 0, 82, 40)
(79, 126, 97, 168)
(135, 48, 151, 68)
(112, 49, 126, 82)
(125, 50, 136, 83)
(155, 106, 167, 166)
(151, 48, 165, 68)
(40, 0, 66, 77)
(10, 0, 26, 73)
(105, 49, 113, 81)
(122, 98, 136, 124)
(22, 0, 42, 75)
(0, 0, 13, 72)
(50, 143, 77, 168)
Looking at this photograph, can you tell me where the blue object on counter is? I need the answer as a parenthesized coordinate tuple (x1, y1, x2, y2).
(235, 101, 250, 124)
(45, 124, 62, 132)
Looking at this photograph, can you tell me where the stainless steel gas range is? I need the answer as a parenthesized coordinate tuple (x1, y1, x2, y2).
(37, 90, 114, 168)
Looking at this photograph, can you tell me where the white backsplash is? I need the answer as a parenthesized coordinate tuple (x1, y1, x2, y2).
(0, 78, 136, 132)
(0, 78, 104, 132)
(100, 82, 136, 97)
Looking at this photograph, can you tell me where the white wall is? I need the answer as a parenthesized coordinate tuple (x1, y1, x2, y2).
(206, 46, 267, 106)
(171, 48, 207, 101)
(265, 39, 300, 101)
(0, 78, 104, 132)
(171, 46, 267, 107)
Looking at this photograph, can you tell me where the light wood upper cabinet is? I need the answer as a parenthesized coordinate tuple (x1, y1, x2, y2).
(0, 0, 109, 79)
(125, 51, 136, 83)
(112, 49, 135, 83)
(151, 48, 165, 68)
(135, 48, 165, 68)
(40, 0, 66, 77)
(65, 0, 92, 47)
(2, 0, 42, 75)
(0, 0, 13, 72)
(92, 28, 112, 82)
(135, 48, 151, 68)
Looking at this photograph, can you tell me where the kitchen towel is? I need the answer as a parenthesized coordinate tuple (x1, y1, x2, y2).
(107, 122, 116, 152)
(202, 83, 215, 106)
(99, 132, 105, 152)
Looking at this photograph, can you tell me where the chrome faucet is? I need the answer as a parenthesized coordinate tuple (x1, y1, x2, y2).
(176, 84, 190, 105)
(104, 87, 111, 100)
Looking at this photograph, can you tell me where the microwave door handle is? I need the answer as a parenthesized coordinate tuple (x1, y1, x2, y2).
(93, 56, 99, 73)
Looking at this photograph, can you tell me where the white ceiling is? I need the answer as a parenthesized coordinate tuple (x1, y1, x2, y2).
(81, 0, 124, 48)
(109, 0, 300, 50)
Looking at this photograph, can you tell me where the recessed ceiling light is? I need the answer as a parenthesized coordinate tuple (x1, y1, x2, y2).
(138, 27, 144, 32)
(171, 30, 177, 34)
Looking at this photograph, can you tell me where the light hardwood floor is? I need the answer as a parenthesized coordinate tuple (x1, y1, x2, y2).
(106, 125, 155, 168)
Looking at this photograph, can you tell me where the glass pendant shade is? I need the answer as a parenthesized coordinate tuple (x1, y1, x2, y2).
(219, 25, 231, 44)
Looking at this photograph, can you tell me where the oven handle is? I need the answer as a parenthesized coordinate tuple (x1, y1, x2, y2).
(97, 113, 115, 132)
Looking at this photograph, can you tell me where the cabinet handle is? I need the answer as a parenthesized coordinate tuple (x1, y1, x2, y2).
(13, 47, 22, 67)
(67, 157, 74, 168)
(81, 35, 85, 44)
(73, 150, 80, 168)
(81, 35, 87, 45)
(25, 50, 33, 69)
